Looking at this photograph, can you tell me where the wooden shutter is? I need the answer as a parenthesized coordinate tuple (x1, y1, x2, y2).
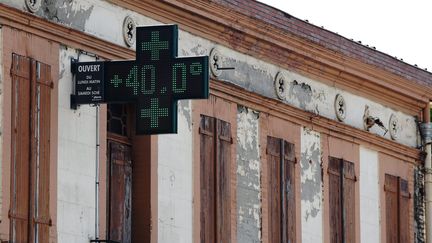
(385, 174, 411, 243)
(200, 115, 232, 243)
(328, 157, 342, 243)
(343, 160, 356, 243)
(328, 157, 356, 243)
(384, 174, 399, 243)
(267, 137, 296, 243)
(10, 53, 32, 243)
(200, 115, 216, 243)
(284, 141, 296, 243)
(10, 55, 52, 243)
(267, 136, 281, 243)
(31, 60, 52, 243)
(216, 119, 231, 243)
(108, 141, 132, 243)
(399, 179, 410, 243)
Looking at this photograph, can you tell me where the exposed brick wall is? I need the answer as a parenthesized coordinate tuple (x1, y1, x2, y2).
(211, 0, 432, 87)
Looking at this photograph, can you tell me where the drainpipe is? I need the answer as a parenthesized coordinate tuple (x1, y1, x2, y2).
(95, 104, 100, 240)
(422, 103, 432, 243)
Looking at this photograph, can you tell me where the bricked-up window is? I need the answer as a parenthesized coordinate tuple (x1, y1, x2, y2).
(10, 54, 52, 242)
(328, 157, 356, 243)
(384, 174, 410, 243)
(267, 136, 296, 243)
(199, 115, 232, 243)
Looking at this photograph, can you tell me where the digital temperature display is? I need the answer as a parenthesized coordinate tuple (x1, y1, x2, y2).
(72, 25, 209, 135)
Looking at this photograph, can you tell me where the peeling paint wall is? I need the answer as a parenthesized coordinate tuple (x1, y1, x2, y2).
(414, 166, 425, 243)
(0, 1, 423, 242)
(158, 100, 193, 243)
(0, 0, 25, 11)
(38, 0, 94, 31)
(236, 106, 261, 243)
(359, 147, 380, 243)
(3, 0, 417, 147)
(300, 127, 322, 243)
(57, 46, 98, 242)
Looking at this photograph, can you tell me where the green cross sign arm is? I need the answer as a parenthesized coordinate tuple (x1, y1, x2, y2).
(103, 24, 209, 135)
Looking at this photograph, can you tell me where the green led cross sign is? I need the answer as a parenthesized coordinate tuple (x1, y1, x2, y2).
(104, 25, 209, 134)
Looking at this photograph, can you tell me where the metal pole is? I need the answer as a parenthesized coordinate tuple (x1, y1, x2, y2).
(95, 104, 100, 240)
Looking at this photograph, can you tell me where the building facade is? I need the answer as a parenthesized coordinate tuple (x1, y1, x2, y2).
(0, 0, 430, 243)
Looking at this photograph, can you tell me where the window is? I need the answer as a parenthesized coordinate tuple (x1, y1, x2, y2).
(199, 115, 232, 243)
(266, 136, 296, 243)
(384, 174, 410, 243)
(328, 157, 356, 243)
(10, 53, 52, 242)
(107, 104, 133, 243)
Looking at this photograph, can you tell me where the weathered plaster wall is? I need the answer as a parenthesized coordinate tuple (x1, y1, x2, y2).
(158, 100, 193, 243)
(218, 52, 417, 147)
(300, 127, 323, 243)
(3, 0, 417, 147)
(1, 0, 422, 152)
(236, 106, 261, 243)
(0, 0, 25, 10)
(57, 46, 98, 242)
(0, 1, 421, 242)
(359, 146, 380, 243)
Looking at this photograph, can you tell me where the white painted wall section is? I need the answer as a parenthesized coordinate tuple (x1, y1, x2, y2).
(359, 146, 380, 243)
(57, 47, 98, 242)
(158, 100, 193, 243)
(300, 127, 323, 243)
(236, 106, 261, 243)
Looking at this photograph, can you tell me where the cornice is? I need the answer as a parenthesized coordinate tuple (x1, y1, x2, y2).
(0, 3, 134, 60)
(0, 1, 428, 115)
(109, 0, 431, 115)
(210, 80, 422, 164)
(0, 3, 420, 163)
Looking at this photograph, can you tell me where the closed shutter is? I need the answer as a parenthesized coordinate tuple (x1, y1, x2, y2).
(284, 141, 296, 243)
(267, 136, 281, 243)
(200, 115, 232, 243)
(10, 55, 52, 243)
(200, 115, 216, 243)
(216, 119, 231, 243)
(267, 137, 296, 243)
(399, 179, 410, 243)
(31, 60, 52, 243)
(385, 174, 411, 243)
(343, 160, 355, 243)
(10, 53, 32, 243)
(108, 141, 132, 243)
(328, 157, 342, 243)
(384, 174, 398, 243)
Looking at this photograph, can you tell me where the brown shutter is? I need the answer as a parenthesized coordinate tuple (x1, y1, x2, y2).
(200, 116, 232, 243)
(283, 141, 296, 243)
(267, 138, 296, 243)
(10, 53, 32, 243)
(200, 115, 216, 243)
(384, 174, 398, 243)
(11, 56, 52, 243)
(328, 157, 342, 243)
(32, 61, 52, 243)
(343, 160, 355, 243)
(216, 119, 231, 243)
(108, 141, 133, 243)
(267, 136, 281, 243)
(399, 178, 410, 243)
